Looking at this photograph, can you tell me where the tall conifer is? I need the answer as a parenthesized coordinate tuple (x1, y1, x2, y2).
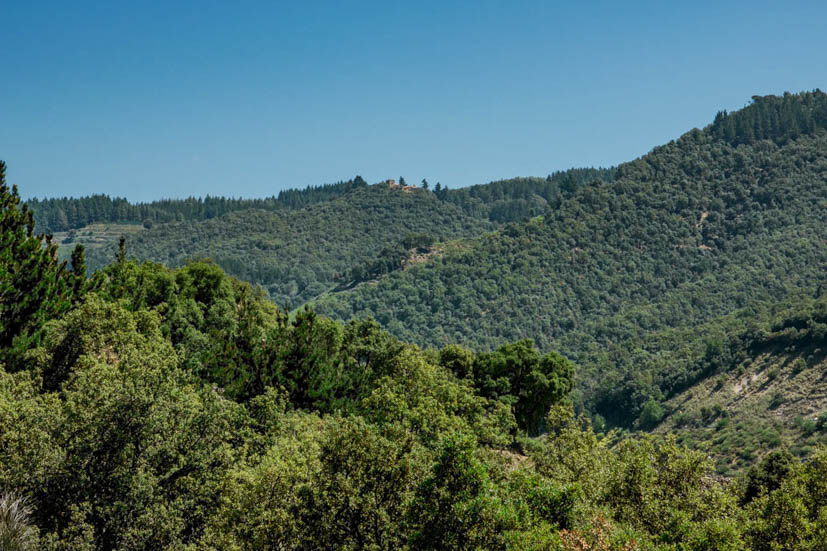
(0, 161, 74, 368)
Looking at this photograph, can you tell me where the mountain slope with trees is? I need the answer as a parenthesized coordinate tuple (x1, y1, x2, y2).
(25, 176, 371, 234)
(654, 291, 827, 474)
(85, 184, 494, 309)
(4, 161, 827, 549)
(313, 91, 827, 427)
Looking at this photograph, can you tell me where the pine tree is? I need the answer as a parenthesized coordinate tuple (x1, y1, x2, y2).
(0, 161, 73, 368)
(70, 244, 87, 300)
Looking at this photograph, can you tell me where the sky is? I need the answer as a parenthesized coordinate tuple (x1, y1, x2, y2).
(2, 1, 827, 202)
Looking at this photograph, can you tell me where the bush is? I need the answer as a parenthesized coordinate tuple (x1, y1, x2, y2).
(0, 493, 38, 551)
(638, 399, 665, 430)
(769, 391, 784, 409)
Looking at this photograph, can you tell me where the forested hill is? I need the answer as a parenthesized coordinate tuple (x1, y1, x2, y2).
(437, 168, 615, 222)
(5, 154, 827, 547)
(86, 184, 494, 308)
(655, 291, 827, 475)
(25, 176, 370, 233)
(313, 91, 827, 425)
(27, 168, 614, 235)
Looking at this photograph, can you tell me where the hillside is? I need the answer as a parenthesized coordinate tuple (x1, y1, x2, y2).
(85, 183, 494, 308)
(5, 161, 827, 548)
(656, 293, 827, 475)
(26, 177, 370, 233)
(312, 92, 827, 425)
(4, 92, 827, 549)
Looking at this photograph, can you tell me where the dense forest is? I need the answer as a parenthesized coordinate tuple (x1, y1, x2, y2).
(65, 170, 615, 302)
(436, 168, 615, 222)
(28, 168, 614, 236)
(312, 91, 827, 429)
(3, 160, 827, 550)
(25, 176, 371, 234)
(84, 185, 494, 309)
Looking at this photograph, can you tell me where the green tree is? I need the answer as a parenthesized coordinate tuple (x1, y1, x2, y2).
(408, 434, 512, 551)
(742, 449, 796, 504)
(473, 340, 574, 435)
(0, 161, 74, 369)
(23, 296, 245, 549)
(298, 418, 418, 551)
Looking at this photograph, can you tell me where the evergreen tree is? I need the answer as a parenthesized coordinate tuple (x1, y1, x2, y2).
(0, 161, 73, 368)
(69, 244, 87, 300)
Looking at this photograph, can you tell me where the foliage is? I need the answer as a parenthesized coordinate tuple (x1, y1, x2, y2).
(437, 169, 615, 223)
(314, 93, 827, 428)
(26, 176, 369, 234)
(2, 93, 827, 549)
(0, 160, 83, 369)
(0, 248, 823, 549)
(468, 340, 575, 435)
(86, 184, 492, 308)
(407, 434, 512, 551)
(0, 493, 38, 551)
(710, 89, 827, 146)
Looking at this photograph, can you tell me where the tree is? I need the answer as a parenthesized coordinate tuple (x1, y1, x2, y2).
(0, 161, 74, 369)
(298, 418, 417, 551)
(742, 449, 796, 504)
(473, 340, 574, 435)
(117, 235, 126, 264)
(439, 344, 474, 380)
(69, 244, 86, 300)
(22, 296, 244, 549)
(408, 434, 511, 551)
(422, 179, 429, 190)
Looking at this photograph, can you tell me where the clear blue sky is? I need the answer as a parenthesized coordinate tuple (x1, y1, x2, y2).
(3, 1, 826, 202)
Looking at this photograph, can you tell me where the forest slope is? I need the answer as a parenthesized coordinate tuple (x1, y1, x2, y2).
(313, 92, 827, 425)
(86, 184, 493, 308)
(656, 292, 827, 475)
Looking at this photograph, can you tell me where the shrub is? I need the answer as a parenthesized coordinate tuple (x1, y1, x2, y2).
(0, 493, 38, 551)
(638, 399, 665, 430)
(769, 391, 784, 409)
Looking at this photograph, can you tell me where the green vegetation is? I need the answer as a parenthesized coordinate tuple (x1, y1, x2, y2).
(314, 91, 827, 427)
(0, 493, 38, 551)
(0, 161, 85, 370)
(5, 91, 827, 549)
(84, 184, 494, 309)
(436, 168, 615, 222)
(26, 176, 370, 234)
(655, 292, 827, 474)
(53, 222, 146, 263)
